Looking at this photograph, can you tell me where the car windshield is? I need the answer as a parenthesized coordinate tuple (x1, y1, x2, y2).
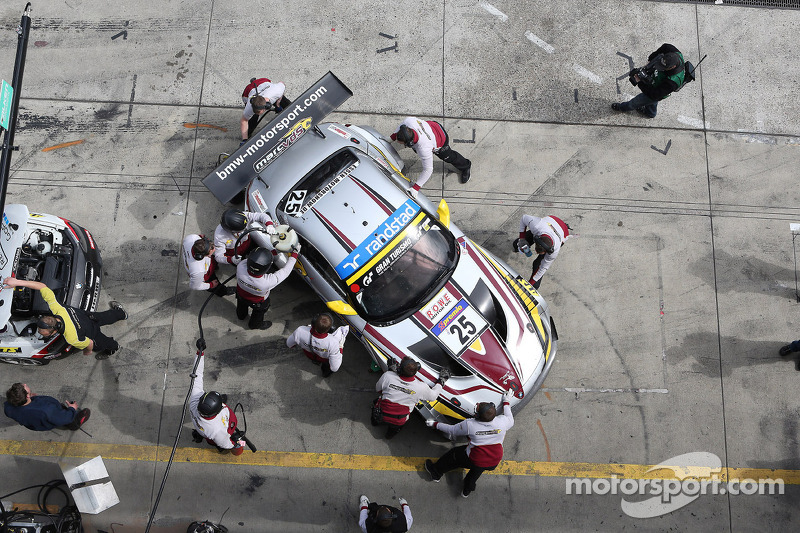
(349, 218, 458, 324)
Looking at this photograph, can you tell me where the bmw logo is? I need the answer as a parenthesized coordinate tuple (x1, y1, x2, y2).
(75, 282, 83, 290)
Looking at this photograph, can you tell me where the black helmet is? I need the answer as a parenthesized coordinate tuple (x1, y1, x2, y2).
(198, 391, 225, 418)
(221, 209, 247, 233)
(398, 356, 421, 377)
(396, 125, 415, 147)
(247, 247, 273, 276)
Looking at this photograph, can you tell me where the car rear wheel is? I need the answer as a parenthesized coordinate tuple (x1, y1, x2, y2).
(0, 356, 49, 366)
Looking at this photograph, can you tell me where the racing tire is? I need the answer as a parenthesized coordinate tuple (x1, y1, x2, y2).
(0, 356, 49, 366)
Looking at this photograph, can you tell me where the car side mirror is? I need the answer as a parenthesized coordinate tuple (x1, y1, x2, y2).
(326, 300, 358, 316)
(436, 199, 450, 228)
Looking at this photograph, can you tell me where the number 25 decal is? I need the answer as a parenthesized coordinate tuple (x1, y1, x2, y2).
(449, 316, 476, 344)
(284, 190, 307, 216)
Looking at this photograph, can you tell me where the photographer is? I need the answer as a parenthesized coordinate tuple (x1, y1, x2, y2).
(188, 352, 246, 455)
(612, 43, 685, 118)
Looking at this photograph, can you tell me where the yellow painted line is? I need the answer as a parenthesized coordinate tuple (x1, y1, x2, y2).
(41, 139, 84, 152)
(0, 439, 797, 483)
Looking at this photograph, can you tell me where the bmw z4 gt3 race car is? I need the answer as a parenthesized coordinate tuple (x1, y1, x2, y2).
(0, 204, 103, 365)
(203, 72, 557, 423)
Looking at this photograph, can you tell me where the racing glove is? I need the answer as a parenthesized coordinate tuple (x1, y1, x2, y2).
(290, 243, 301, 256)
(502, 389, 514, 403)
(265, 223, 277, 235)
(437, 368, 451, 386)
(408, 187, 418, 199)
(425, 419, 438, 428)
(387, 359, 399, 373)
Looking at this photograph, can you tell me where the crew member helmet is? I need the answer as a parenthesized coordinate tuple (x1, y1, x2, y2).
(221, 209, 248, 233)
(247, 247, 273, 276)
(198, 391, 226, 418)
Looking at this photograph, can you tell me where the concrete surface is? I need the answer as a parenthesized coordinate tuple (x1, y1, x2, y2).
(1, 0, 799, 531)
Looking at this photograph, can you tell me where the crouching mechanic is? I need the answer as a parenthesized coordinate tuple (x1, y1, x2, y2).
(236, 245, 299, 329)
(214, 208, 277, 266)
(240, 77, 291, 142)
(514, 214, 571, 290)
(391, 117, 472, 197)
(286, 312, 349, 377)
(182, 234, 231, 297)
(2, 277, 127, 356)
(373, 356, 449, 439)
(424, 390, 515, 498)
(188, 351, 246, 455)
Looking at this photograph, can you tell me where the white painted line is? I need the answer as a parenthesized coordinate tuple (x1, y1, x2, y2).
(572, 64, 602, 84)
(478, 1, 508, 22)
(524, 30, 554, 54)
(556, 387, 669, 394)
(677, 115, 709, 129)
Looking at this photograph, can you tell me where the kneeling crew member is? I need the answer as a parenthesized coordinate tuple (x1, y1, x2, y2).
(236, 245, 299, 329)
(213, 208, 277, 266)
(2, 277, 127, 356)
(286, 312, 349, 377)
(515, 214, 570, 289)
(424, 390, 515, 497)
(358, 495, 413, 533)
(188, 352, 245, 455)
(182, 234, 230, 297)
(374, 356, 449, 439)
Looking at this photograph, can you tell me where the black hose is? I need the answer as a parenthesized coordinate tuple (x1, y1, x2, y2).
(144, 273, 235, 533)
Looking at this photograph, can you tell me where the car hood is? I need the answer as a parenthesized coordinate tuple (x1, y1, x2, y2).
(376, 237, 549, 399)
(0, 204, 29, 327)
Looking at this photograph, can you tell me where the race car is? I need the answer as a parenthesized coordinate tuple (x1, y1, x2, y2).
(0, 204, 103, 365)
(203, 73, 557, 422)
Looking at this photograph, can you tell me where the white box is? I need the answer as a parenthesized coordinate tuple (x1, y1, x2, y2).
(60, 456, 119, 514)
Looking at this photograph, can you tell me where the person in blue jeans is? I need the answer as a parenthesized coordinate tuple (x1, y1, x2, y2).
(4, 383, 90, 431)
(779, 341, 800, 371)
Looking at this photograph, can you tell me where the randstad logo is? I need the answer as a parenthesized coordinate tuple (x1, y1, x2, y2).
(565, 452, 784, 518)
(335, 200, 419, 277)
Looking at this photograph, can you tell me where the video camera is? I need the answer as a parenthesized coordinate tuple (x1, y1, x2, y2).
(628, 65, 656, 86)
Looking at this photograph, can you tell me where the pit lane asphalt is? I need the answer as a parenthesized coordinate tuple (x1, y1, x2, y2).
(1, 1, 800, 531)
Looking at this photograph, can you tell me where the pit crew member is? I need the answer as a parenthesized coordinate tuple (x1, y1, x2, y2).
(213, 208, 277, 266)
(373, 356, 449, 439)
(188, 351, 246, 455)
(515, 214, 571, 289)
(236, 245, 299, 329)
(390, 117, 472, 196)
(240, 77, 291, 141)
(424, 390, 515, 497)
(358, 494, 413, 533)
(182, 234, 231, 297)
(286, 312, 349, 377)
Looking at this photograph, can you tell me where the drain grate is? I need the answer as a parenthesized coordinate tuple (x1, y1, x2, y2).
(648, 0, 800, 9)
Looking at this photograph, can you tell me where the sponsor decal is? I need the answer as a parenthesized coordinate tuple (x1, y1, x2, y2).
(296, 161, 358, 216)
(0, 247, 7, 269)
(389, 383, 415, 395)
(348, 220, 428, 291)
(335, 200, 420, 277)
(1, 213, 12, 242)
(253, 117, 313, 174)
(0, 347, 22, 353)
(423, 288, 455, 323)
(431, 299, 470, 336)
(252, 189, 267, 211)
(327, 124, 350, 138)
(474, 429, 502, 436)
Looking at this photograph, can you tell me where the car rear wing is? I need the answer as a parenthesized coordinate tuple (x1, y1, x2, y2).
(202, 71, 353, 204)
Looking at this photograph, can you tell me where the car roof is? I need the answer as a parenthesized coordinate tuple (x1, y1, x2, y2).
(261, 125, 417, 278)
